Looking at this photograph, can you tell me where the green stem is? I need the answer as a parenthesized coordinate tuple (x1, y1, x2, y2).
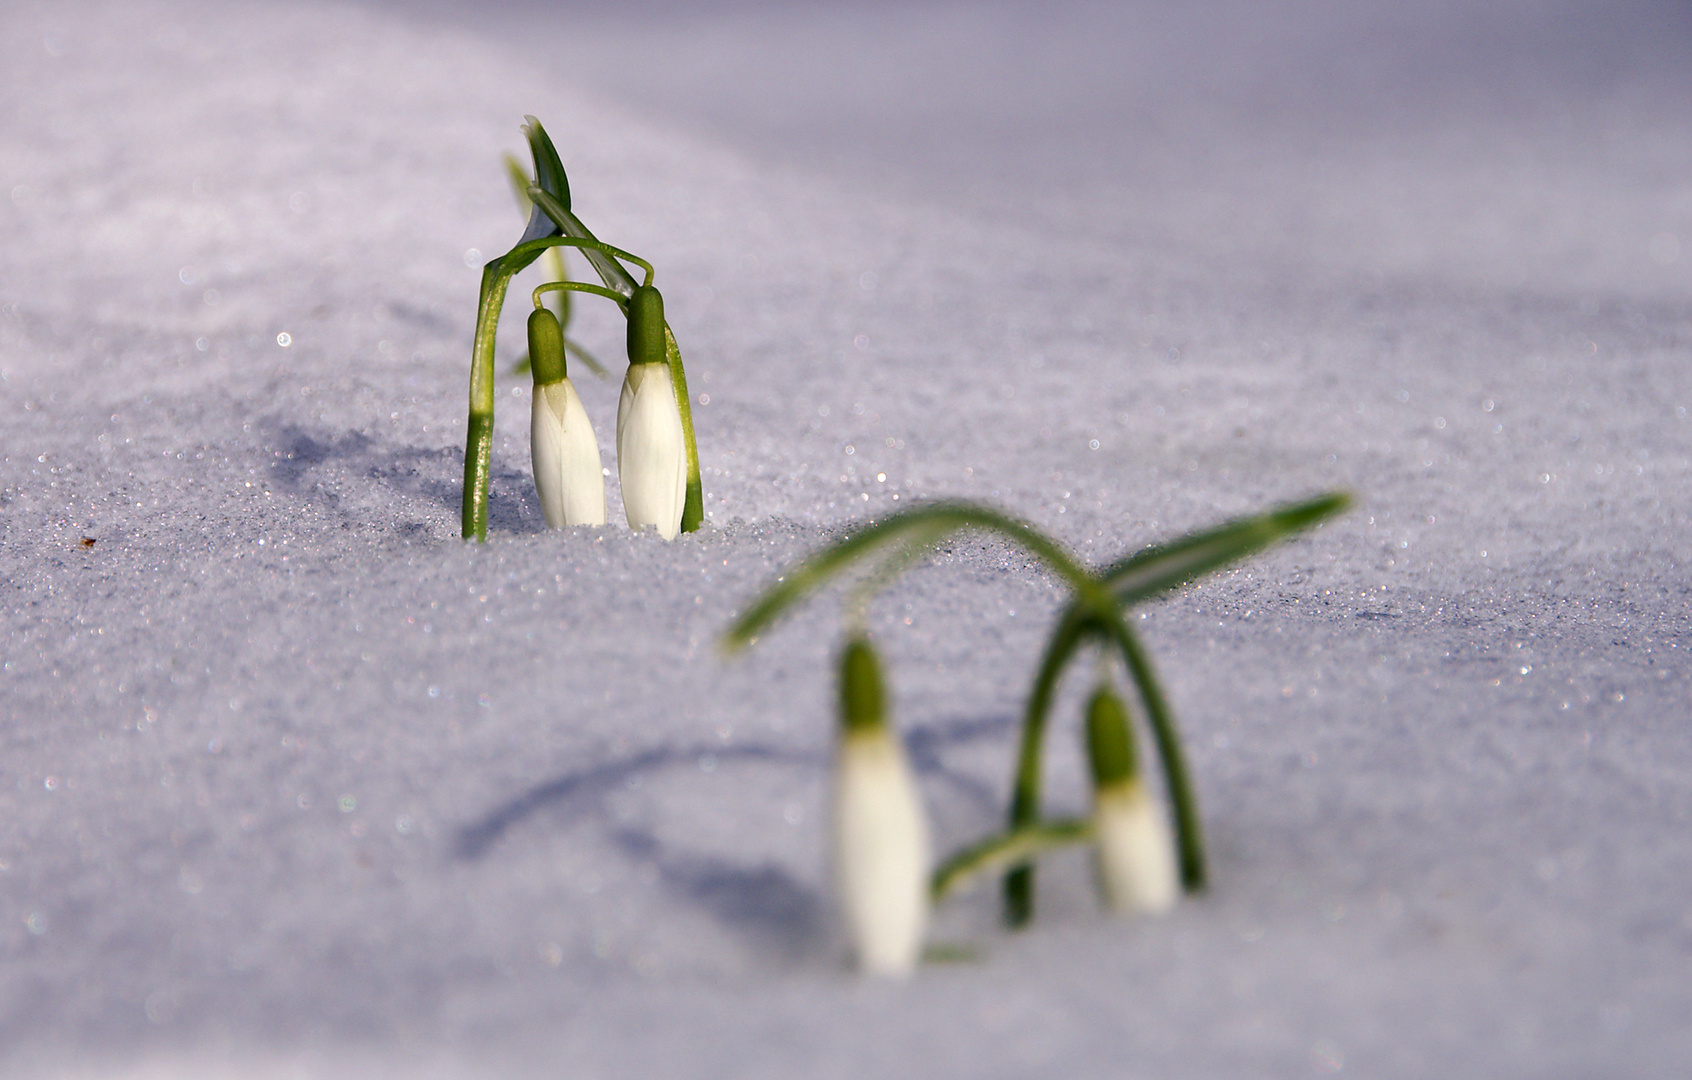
(533, 279, 629, 310)
(462, 410, 493, 541)
(1098, 609, 1206, 891)
(520, 205, 655, 286)
(462, 258, 524, 540)
(527, 188, 641, 296)
(664, 323, 704, 533)
(933, 819, 1092, 903)
(722, 501, 1101, 650)
(1003, 611, 1093, 926)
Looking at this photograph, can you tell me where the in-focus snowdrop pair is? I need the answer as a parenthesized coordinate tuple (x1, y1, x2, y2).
(528, 284, 687, 539)
(830, 637, 1178, 977)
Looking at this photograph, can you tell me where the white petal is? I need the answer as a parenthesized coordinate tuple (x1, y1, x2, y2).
(1092, 782, 1178, 915)
(616, 364, 686, 539)
(833, 729, 930, 976)
(531, 379, 605, 528)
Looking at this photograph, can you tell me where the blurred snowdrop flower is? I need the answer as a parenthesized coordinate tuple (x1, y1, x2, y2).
(833, 635, 930, 975)
(1085, 685, 1177, 915)
(528, 308, 605, 527)
(617, 285, 686, 539)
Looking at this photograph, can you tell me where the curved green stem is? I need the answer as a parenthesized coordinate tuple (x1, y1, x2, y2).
(463, 254, 537, 540)
(933, 819, 1092, 903)
(527, 187, 640, 297)
(1002, 610, 1094, 926)
(1097, 607, 1205, 891)
(722, 501, 1099, 651)
(522, 200, 655, 286)
(533, 279, 628, 310)
(519, 233, 651, 289)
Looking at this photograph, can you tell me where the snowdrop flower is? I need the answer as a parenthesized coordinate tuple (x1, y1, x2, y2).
(528, 307, 605, 527)
(616, 285, 686, 539)
(833, 636, 930, 976)
(1085, 685, 1177, 915)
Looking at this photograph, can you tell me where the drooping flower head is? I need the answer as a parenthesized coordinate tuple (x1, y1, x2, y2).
(528, 307, 605, 528)
(833, 635, 930, 976)
(1085, 685, 1178, 915)
(616, 285, 686, 539)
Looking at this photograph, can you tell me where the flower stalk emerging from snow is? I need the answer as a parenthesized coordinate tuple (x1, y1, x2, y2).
(833, 636, 930, 975)
(1085, 684, 1177, 915)
(724, 493, 1351, 939)
(617, 286, 688, 539)
(527, 306, 605, 528)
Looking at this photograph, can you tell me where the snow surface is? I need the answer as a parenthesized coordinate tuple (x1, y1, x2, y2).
(3, 0, 1691, 1075)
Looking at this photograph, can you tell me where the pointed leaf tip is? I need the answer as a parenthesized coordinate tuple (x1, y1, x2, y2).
(515, 116, 570, 245)
(522, 116, 570, 211)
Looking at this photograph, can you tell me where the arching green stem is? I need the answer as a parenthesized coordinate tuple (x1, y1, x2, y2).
(843, 521, 954, 618)
(533, 279, 629, 310)
(722, 502, 1099, 650)
(991, 492, 1349, 891)
(527, 187, 640, 297)
(522, 232, 652, 289)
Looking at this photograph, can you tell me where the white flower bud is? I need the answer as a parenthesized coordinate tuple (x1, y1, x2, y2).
(833, 637, 928, 976)
(616, 361, 686, 539)
(530, 378, 605, 527)
(1092, 779, 1178, 916)
(1084, 684, 1177, 916)
(835, 727, 931, 975)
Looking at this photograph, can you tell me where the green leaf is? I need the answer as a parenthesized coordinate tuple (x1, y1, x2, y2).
(523, 116, 570, 210)
(517, 116, 569, 245)
(503, 152, 533, 216)
(1103, 491, 1351, 607)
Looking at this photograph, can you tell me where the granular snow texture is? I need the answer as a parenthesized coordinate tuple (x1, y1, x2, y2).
(2, 1, 1691, 1076)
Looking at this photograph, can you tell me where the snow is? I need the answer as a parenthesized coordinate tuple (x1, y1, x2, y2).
(2, 0, 1691, 1075)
